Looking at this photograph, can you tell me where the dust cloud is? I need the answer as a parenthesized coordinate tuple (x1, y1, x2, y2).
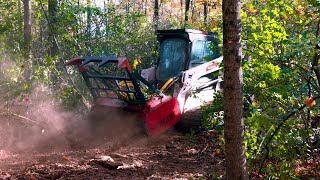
(0, 59, 148, 171)
(0, 86, 82, 152)
(0, 85, 146, 156)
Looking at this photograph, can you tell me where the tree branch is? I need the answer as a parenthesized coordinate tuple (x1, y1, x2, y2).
(259, 96, 319, 173)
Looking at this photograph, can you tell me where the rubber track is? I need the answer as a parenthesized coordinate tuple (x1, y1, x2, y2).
(175, 107, 203, 133)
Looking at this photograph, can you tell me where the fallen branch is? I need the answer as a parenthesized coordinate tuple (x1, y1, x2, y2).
(0, 111, 42, 126)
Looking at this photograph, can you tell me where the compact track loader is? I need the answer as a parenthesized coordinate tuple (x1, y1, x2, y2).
(66, 29, 223, 136)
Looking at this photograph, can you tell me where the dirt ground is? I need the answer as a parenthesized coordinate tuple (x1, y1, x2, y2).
(0, 107, 225, 180)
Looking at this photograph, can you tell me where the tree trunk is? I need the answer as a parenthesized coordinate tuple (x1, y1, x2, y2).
(185, 0, 190, 24)
(48, 0, 64, 85)
(23, 0, 32, 83)
(144, 0, 147, 15)
(126, 0, 129, 14)
(191, 0, 195, 22)
(204, 1, 208, 26)
(48, 0, 58, 57)
(154, 0, 159, 30)
(18, 0, 23, 36)
(86, 0, 92, 37)
(104, 0, 108, 30)
(86, 0, 92, 54)
(180, 0, 183, 22)
(222, 0, 248, 179)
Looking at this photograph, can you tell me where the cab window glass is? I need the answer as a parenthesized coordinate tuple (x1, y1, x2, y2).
(191, 40, 218, 67)
(158, 38, 187, 80)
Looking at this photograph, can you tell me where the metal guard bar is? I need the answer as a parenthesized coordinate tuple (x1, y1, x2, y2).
(65, 56, 164, 107)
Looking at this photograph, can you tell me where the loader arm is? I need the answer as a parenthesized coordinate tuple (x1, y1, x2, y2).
(177, 56, 223, 113)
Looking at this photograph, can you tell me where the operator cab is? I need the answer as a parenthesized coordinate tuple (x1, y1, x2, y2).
(156, 29, 220, 81)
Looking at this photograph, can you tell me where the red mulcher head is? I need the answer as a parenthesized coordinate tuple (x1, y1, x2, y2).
(65, 56, 181, 136)
(144, 97, 181, 136)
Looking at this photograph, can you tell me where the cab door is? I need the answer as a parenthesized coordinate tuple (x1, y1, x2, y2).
(157, 38, 188, 81)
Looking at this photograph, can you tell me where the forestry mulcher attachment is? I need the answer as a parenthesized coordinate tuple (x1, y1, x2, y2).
(66, 29, 223, 136)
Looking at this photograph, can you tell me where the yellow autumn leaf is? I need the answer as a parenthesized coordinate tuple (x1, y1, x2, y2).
(133, 58, 142, 69)
(248, 8, 257, 13)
